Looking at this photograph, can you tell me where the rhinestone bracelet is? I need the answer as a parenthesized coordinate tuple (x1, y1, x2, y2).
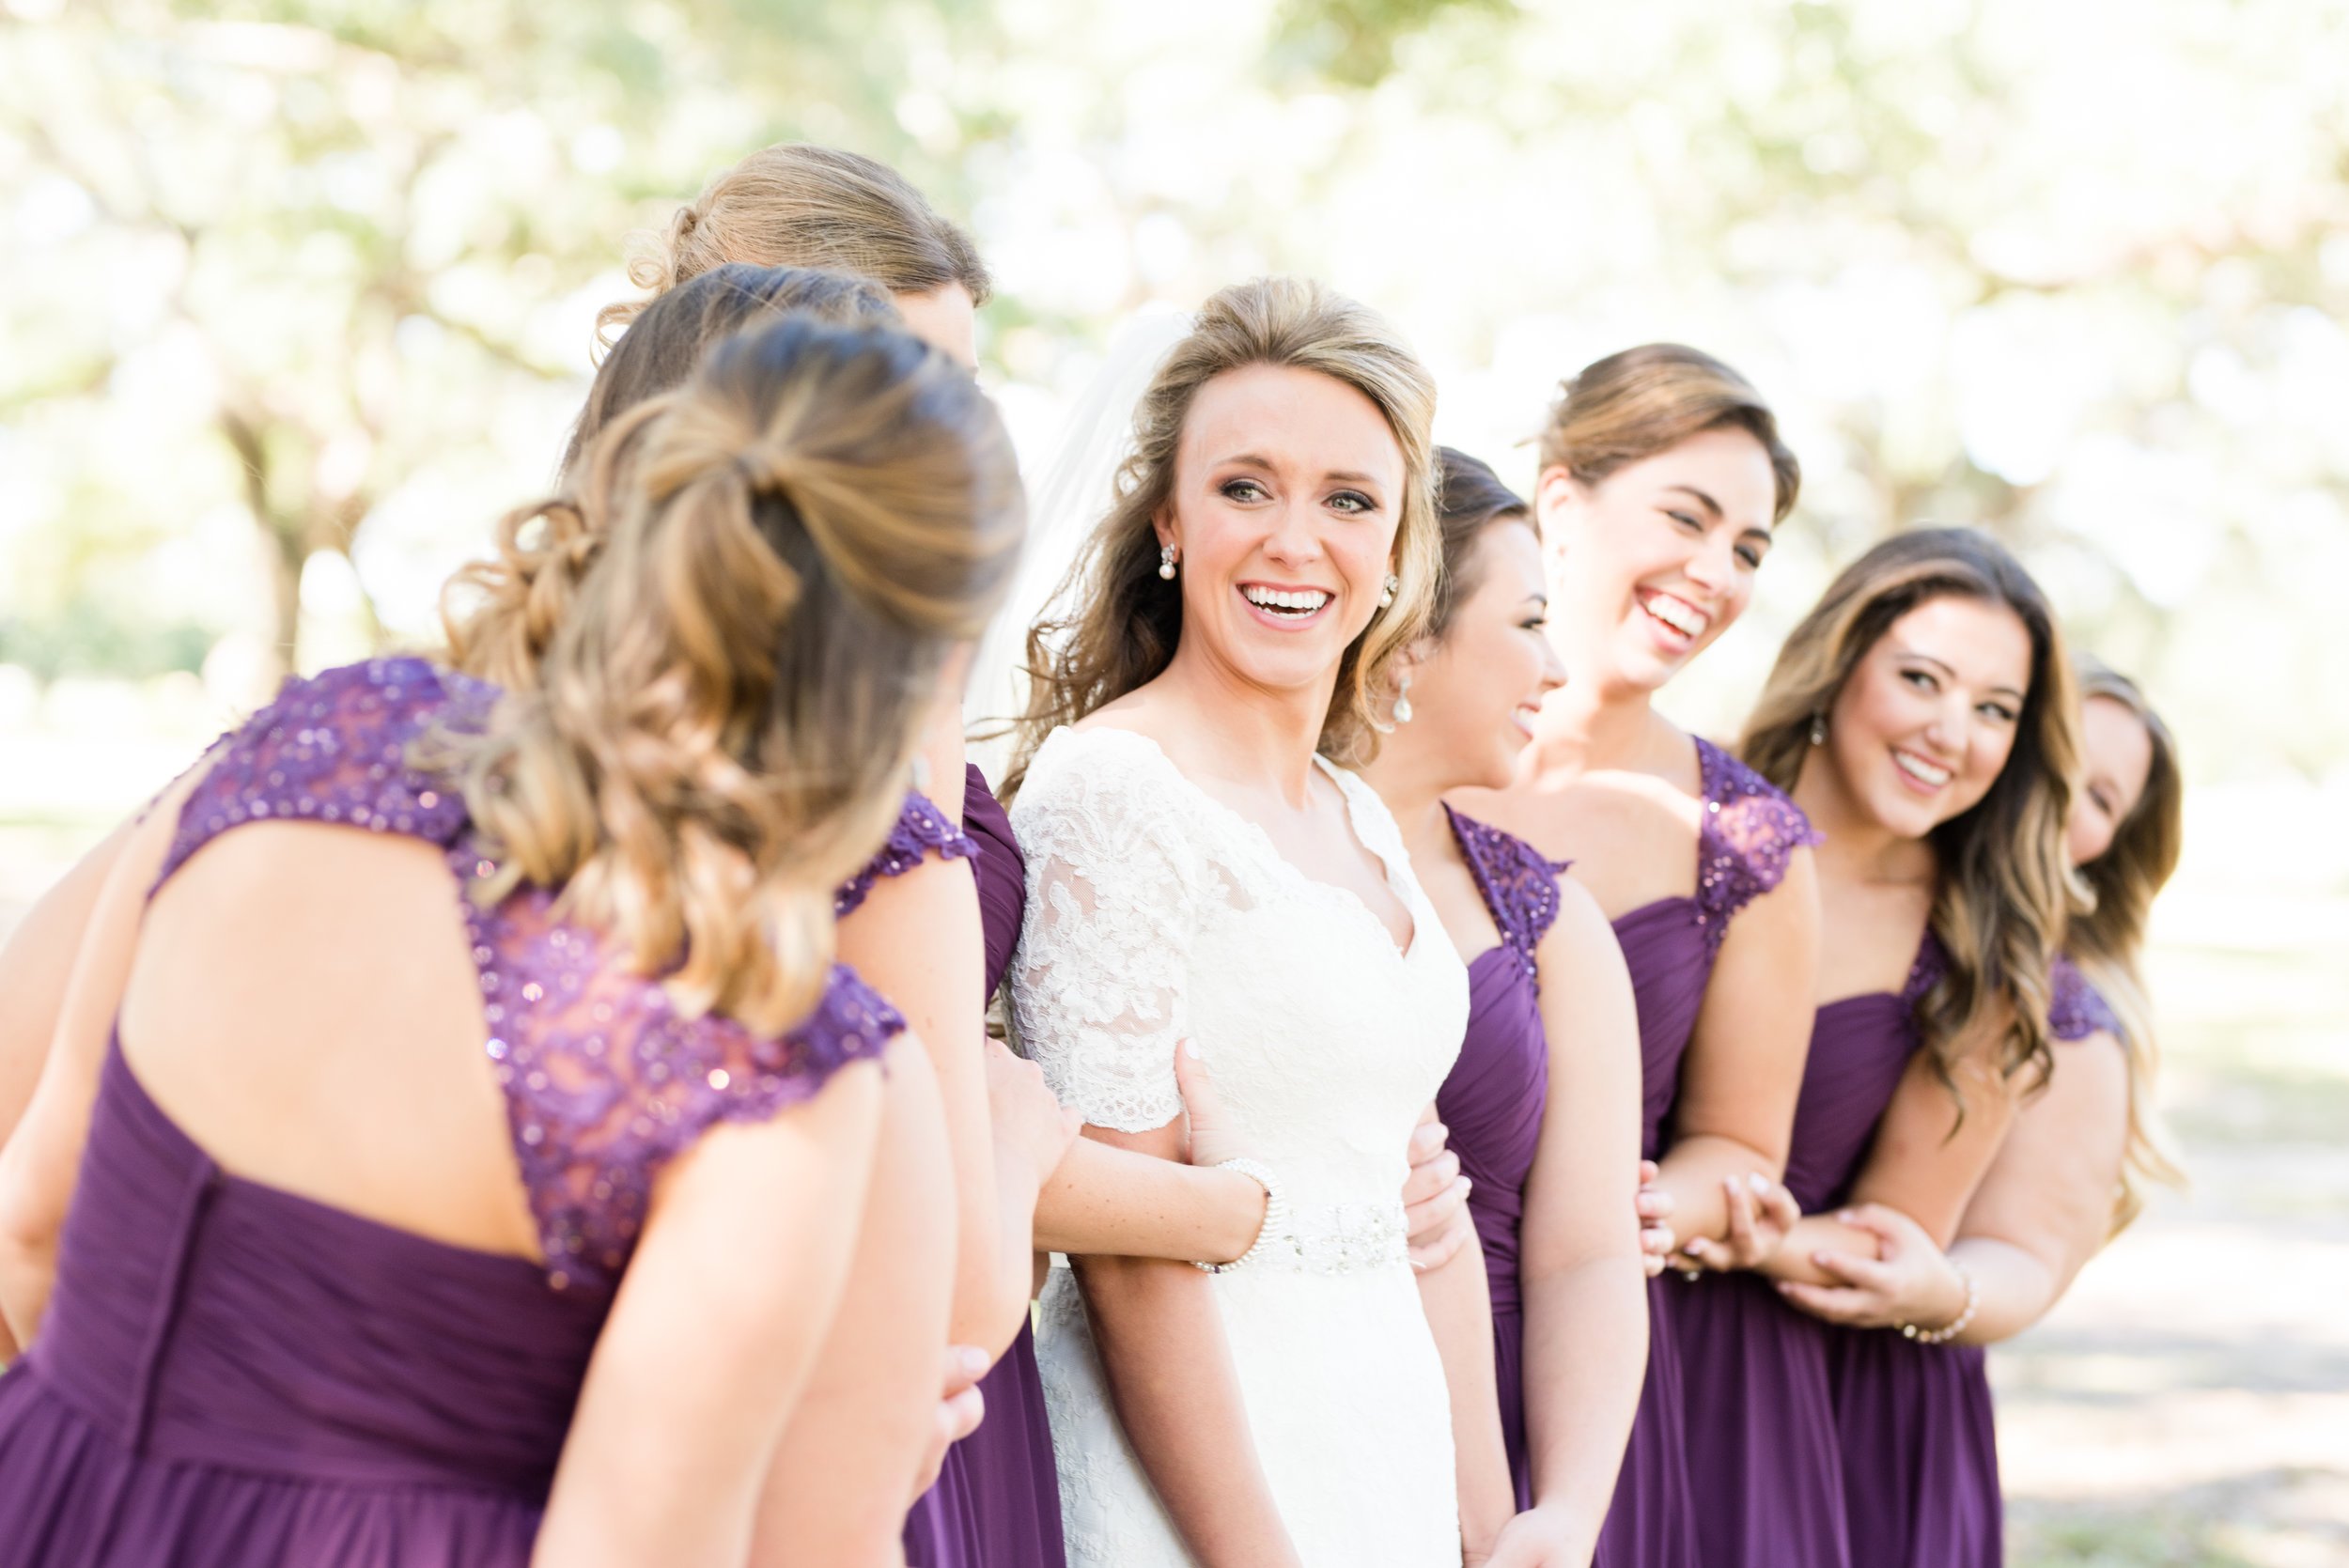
(1193, 1158, 1288, 1275)
(1900, 1257, 1979, 1344)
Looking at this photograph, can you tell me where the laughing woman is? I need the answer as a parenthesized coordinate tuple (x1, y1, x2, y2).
(1454, 346, 1819, 1568)
(1005, 277, 1475, 1567)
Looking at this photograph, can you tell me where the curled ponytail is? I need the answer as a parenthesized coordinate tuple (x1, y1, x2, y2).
(443, 317, 1022, 1032)
(445, 264, 898, 695)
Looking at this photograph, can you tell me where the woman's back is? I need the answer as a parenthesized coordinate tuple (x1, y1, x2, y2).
(0, 660, 901, 1566)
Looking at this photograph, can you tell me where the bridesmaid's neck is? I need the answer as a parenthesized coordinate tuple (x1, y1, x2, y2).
(1522, 666, 1679, 784)
(1794, 752, 1936, 888)
(1356, 741, 1464, 868)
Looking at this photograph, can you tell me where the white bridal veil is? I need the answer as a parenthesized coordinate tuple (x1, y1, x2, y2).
(964, 305, 1194, 782)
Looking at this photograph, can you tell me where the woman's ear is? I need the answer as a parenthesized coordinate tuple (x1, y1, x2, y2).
(1536, 467, 1582, 566)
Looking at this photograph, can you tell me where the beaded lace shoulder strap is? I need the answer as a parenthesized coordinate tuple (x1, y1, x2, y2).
(1692, 737, 1823, 957)
(833, 787, 981, 917)
(1444, 805, 1569, 987)
(2047, 953, 2123, 1042)
(156, 657, 487, 892)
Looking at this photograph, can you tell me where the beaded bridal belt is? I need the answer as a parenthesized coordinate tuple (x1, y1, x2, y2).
(1050, 1200, 1408, 1278)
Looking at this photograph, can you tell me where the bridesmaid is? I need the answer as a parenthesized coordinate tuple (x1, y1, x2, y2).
(0, 312, 1023, 1561)
(1356, 449, 1648, 1562)
(592, 153, 1074, 1568)
(1772, 655, 2183, 1567)
(1687, 527, 2081, 1568)
(1454, 345, 1820, 1568)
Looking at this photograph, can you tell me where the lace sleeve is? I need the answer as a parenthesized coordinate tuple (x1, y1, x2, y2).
(1444, 805, 1567, 987)
(1693, 737, 1824, 956)
(156, 657, 489, 892)
(1008, 738, 1206, 1133)
(832, 787, 981, 918)
(2047, 954, 2123, 1042)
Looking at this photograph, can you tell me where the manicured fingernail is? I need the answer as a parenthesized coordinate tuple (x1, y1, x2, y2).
(1837, 1209, 1855, 1222)
(1183, 1039, 1200, 1059)
(958, 1346, 988, 1377)
(1749, 1172, 1770, 1193)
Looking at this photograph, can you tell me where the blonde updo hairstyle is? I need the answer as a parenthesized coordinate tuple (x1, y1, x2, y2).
(447, 264, 899, 694)
(1741, 527, 2082, 1101)
(1538, 343, 1801, 524)
(1006, 276, 1441, 793)
(443, 316, 1023, 1033)
(598, 143, 990, 344)
(2069, 655, 2187, 1231)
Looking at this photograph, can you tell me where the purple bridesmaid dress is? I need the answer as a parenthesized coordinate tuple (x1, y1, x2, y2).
(1433, 806, 1568, 1510)
(1675, 928, 1946, 1568)
(1595, 739, 1820, 1568)
(0, 660, 901, 1566)
(895, 767, 1067, 1568)
(1826, 954, 2117, 1568)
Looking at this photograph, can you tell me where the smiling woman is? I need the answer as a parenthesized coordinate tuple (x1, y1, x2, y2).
(1002, 277, 1480, 1568)
(1689, 526, 2083, 1568)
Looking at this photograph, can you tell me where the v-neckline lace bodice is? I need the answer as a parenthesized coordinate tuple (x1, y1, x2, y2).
(1010, 722, 1471, 1567)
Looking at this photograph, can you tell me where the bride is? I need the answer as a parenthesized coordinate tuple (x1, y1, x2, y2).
(1002, 277, 1478, 1566)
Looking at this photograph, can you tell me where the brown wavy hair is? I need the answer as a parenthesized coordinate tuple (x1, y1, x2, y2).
(598, 144, 990, 345)
(438, 317, 1023, 1032)
(1538, 343, 1801, 523)
(2069, 654, 2187, 1231)
(1003, 277, 1441, 794)
(1427, 446, 1531, 642)
(1740, 527, 2081, 1098)
(446, 265, 898, 693)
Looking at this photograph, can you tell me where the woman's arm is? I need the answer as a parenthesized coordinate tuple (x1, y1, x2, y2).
(747, 1034, 961, 1561)
(1778, 1034, 2128, 1342)
(1762, 1020, 2019, 1290)
(1074, 1118, 1301, 1568)
(1655, 848, 1820, 1254)
(0, 819, 132, 1162)
(0, 773, 203, 1349)
(1502, 883, 1648, 1566)
(535, 1056, 888, 1567)
(837, 855, 1049, 1359)
(1409, 1101, 1515, 1563)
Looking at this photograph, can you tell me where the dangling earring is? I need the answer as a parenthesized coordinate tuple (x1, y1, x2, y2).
(1159, 543, 1178, 581)
(1378, 572, 1398, 609)
(1392, 672, 1414, 725)
(1809, 712, 1828, 746)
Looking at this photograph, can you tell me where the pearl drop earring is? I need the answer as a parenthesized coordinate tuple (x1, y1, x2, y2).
(1159, 543, 1178, 581)
(1392, 672, 1414, 725)
(1377, 572, 1398, 609)
(1809, 712, 1828, 746)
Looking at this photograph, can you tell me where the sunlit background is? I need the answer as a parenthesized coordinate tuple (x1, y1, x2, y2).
(4, 1, 2345, 1560)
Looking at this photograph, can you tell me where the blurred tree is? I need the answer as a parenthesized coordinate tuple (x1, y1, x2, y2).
(0, 0, 1001, 675)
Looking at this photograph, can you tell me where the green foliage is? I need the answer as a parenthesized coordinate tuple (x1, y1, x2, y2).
(1268, 0, 1516, 86)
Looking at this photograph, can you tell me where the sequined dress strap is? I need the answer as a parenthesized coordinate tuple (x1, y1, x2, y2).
(156, 657, 489, 890)
(2047, 953, 2123, 1041)
(1444, 805, 1569, 987)
(161, 658, 904, 1299)
(1692, 736, 1824, 957)
(833, 787, 981, 917)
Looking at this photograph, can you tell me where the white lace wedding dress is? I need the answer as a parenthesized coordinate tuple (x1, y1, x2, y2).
(1009, 725, 1471, 1567)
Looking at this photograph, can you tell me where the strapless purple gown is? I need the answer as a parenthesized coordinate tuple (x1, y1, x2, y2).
(1674, 930, 1944, 1568)
(896, 767, 1067, 1568)
(1434, 806, 1567, 1510)
(0, 659, 901, 1565)
(1595, 739, 1819, 1568)
(1826, 955, 2117, 1568)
